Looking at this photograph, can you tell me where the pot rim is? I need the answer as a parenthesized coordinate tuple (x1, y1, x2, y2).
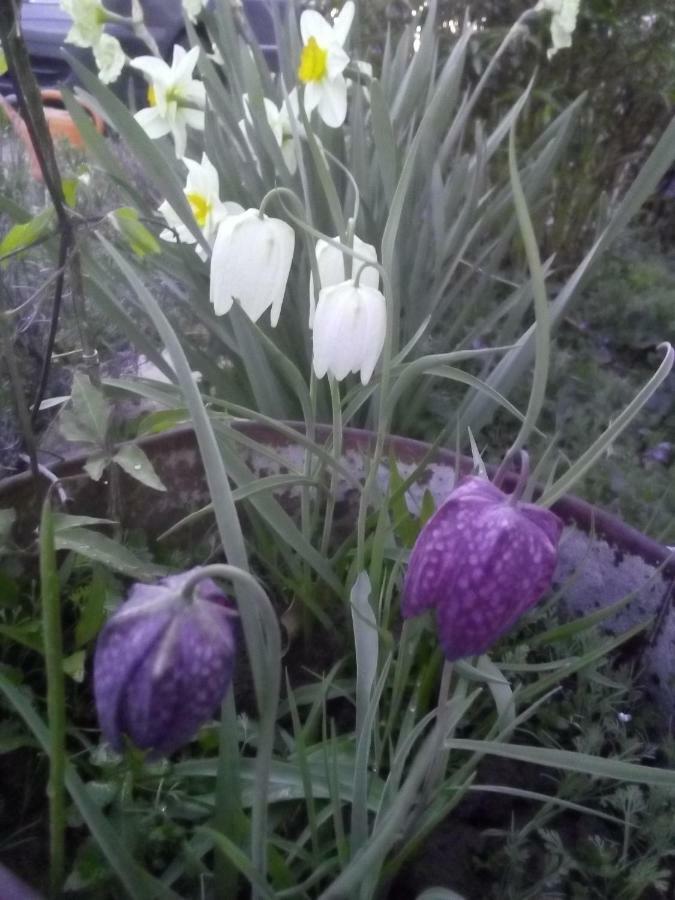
(1, 422, 673, 577)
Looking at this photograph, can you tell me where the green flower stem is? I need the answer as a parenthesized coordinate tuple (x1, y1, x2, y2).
(213, 689, 242, 898)
(355, 266, 395, 575)
(320, 376, 342, 557)
(181, 564, 282, 900)
(39, 494, 66, 897)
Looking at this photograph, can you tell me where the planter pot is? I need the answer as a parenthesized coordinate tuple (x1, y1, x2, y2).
(0, 89, 104, 181)
(1, 423, 674, 898)
(1, 423, 673, 712)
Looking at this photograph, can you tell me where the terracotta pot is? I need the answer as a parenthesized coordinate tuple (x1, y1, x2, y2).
(0, 89, 104, 180)
(1, 423, 673, 711)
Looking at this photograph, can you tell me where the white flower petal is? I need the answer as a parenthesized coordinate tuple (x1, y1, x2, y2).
(303, 81, 322, 115)
(182, 0, 205, 23)
(309, 235, 378, 327)
(135, 106, 171, 139)
(316, 76, 347, 128)
(281, 139, 297, 175)
(332, 1, 355, 46)
(130, 55, 170, 83)
(300, 9, 335, 46)
(224, 201, 245, 215)
(94, 34, 125, 84)
(172, 119, 188, 158)
(312, 281, 386, 383)
(183, 81, 206, 108)
(326, 43, 350, 79)
(312, 285, 348, 378)
(171, 44, 188, 66)
(182, 107, 205, 130)
(357, 286, 386, 384)
(175, 44, 201, 81)
(209, 211, 294, 325)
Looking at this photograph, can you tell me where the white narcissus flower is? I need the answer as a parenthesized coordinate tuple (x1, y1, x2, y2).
(277, 89, 302, 173)
(60, 0, 109, 48)
(210, 210, 295, 326)
(297, 1, 354, 128)
(239, 89, 301, 175)
(182, 0, 206, 24)
(312, 280, 386, 385)
(131, 45, 206, 158)
(309, 235, 378, 328)
(535, 0, 580, 59)
(158, 153, 243, 259)
(93, 34, 125, 84)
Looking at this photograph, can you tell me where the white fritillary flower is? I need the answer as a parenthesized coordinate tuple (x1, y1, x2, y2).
(312, 279, 386, 384)
(210, 210, 295, 326)
(308, 235, 378, 328)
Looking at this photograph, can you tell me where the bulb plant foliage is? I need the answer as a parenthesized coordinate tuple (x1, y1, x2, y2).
(1, 0, 675, 897)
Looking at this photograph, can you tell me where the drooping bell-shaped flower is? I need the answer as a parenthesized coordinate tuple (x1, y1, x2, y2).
(239, 90, 302, 175)
(94, 569, 236, 758)
(209, 208, 295, 326)
(308, 235, 379, 328)
(402, 475, 563, 660)
(312, 279, 386, 384)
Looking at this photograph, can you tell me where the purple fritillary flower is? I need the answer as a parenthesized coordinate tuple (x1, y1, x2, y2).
(403, 476, 563, 660)
(94, 569, 236, 758)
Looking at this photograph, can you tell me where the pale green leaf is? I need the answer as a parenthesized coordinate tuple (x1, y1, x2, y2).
(113, 444, 166, 492)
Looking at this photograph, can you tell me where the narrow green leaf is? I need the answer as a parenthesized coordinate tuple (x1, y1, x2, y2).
(55, 528, 168, 580)
(447, 739, 675, 788)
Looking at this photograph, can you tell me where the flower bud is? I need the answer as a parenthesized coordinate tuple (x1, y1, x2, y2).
(403, 476, 563, 660)
(308, 235, 378, 328)
(94, 569, 236, 757)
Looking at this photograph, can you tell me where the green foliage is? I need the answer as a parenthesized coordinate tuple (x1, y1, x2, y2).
(0, 206, 54, 261)
(110, 207, 161, 258)
(1, 1, 675, 897)
(352, 0, 675, 262)
(467, 229, 675, 542)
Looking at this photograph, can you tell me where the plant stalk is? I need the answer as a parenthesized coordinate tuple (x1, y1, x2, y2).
(39, 495, 67, 897)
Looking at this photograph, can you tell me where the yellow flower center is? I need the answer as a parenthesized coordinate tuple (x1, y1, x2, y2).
(147, 85, 182, 107)
(298, 37, 328, 84)
(187, 192, 211, 228)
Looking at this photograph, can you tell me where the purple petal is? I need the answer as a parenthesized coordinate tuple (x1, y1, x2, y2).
(434, 505, 559, 659)
(94, 570, 236, 757)
(119, 600, 235, 757)
(402, 476, 562, 660)
(402, 476, 507, 618)
(94, 607, 173, 751)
